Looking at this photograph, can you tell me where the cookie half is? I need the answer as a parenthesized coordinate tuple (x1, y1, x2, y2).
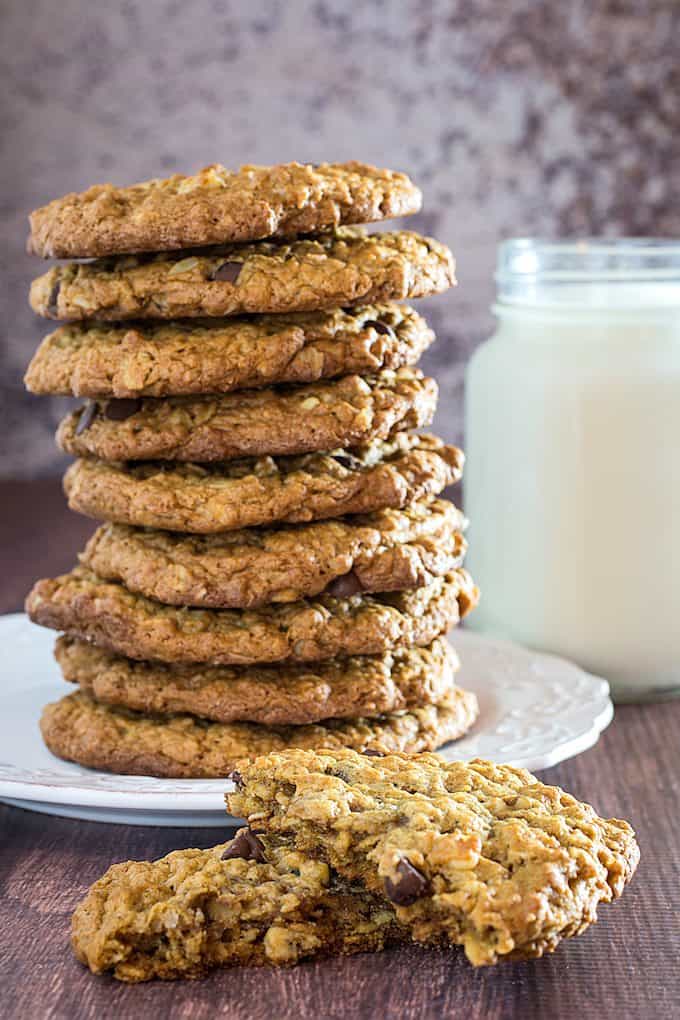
(57, 370, 437, 463)
(28, 161, 422, 258)
(56, 636, 459, 725)
(40, 688, 479, 778)
(71, 834, 408, 980)
(79, 499, 466, 609)
(30, 229, 455, 321)
(229, 750, 640, 966)
(25, 305, 433, 399)
(63, 433, 464, 533)
(27, 567, 478, 665)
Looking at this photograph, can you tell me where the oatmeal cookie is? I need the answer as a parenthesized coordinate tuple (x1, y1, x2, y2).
(25, 305, 433, 398)
(229, 750, 640, 967)
(79, 499, 466, 609)
(27, 567, 478, 665)
(56, 636, 460, 725)
(40, 689, 479, 778)
(56, 370, 437, 463)
(63, 434, 464, 533)
(29, 229, 455, 321)
(29, 161, 422, 258)
(71, 833, 408, 980)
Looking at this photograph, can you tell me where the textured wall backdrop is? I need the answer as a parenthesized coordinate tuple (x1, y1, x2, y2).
(1, 0, 679, 476)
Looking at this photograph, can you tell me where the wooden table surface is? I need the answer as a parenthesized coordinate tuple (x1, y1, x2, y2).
(1, 479, 678, 1020)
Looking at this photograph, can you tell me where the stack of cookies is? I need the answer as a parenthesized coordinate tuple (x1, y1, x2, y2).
(24, 160, 480, 778)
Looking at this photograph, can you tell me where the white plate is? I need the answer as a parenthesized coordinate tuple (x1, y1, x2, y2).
(0, 613, 613, 826)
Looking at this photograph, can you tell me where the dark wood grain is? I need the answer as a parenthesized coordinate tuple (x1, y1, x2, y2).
(1, 480, 678, 1020)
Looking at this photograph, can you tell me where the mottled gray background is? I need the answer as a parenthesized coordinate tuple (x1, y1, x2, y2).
(1, 0, 679, 476)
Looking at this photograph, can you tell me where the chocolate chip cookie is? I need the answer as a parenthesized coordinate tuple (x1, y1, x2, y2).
(25, 305, 433, 398)
(79, 499, 465, 609)
(56, 635, 460, 725)
(57, 370, 437, 463)
(40, 689, 479, 778)
(228, 749, 640, 966)
(27, 567, 478, 665)
(71, 833, 408, 980)
(30, 229, 456, 321)
(63, 433, 464, 533)
(29, 161, 422, 258)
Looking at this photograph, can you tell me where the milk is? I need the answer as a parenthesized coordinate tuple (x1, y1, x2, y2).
(464, 240, 680, 701)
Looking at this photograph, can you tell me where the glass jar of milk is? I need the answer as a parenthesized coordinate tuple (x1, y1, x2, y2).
(464, 239, 680, 702)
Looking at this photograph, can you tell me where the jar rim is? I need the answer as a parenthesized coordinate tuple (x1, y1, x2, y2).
(496, 238, 680, 308)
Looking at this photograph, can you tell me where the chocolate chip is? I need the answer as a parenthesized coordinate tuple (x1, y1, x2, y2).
(228, 768, 244, 790)
(74, 401, 98, 436)
(47, 279, 61, 316)
(103, 398, 142, 421)
(332, 453, 363, 471)
(221, 827, 266, 863)
(363, 319, 395, 339)
(326, 570, 364, 598)
(211, 261, 242, 283)
(384, 858, 429, 906)
(361, 748, 384, 757)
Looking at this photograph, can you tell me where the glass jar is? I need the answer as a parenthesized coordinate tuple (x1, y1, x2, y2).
(464, 239, 680, 702)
